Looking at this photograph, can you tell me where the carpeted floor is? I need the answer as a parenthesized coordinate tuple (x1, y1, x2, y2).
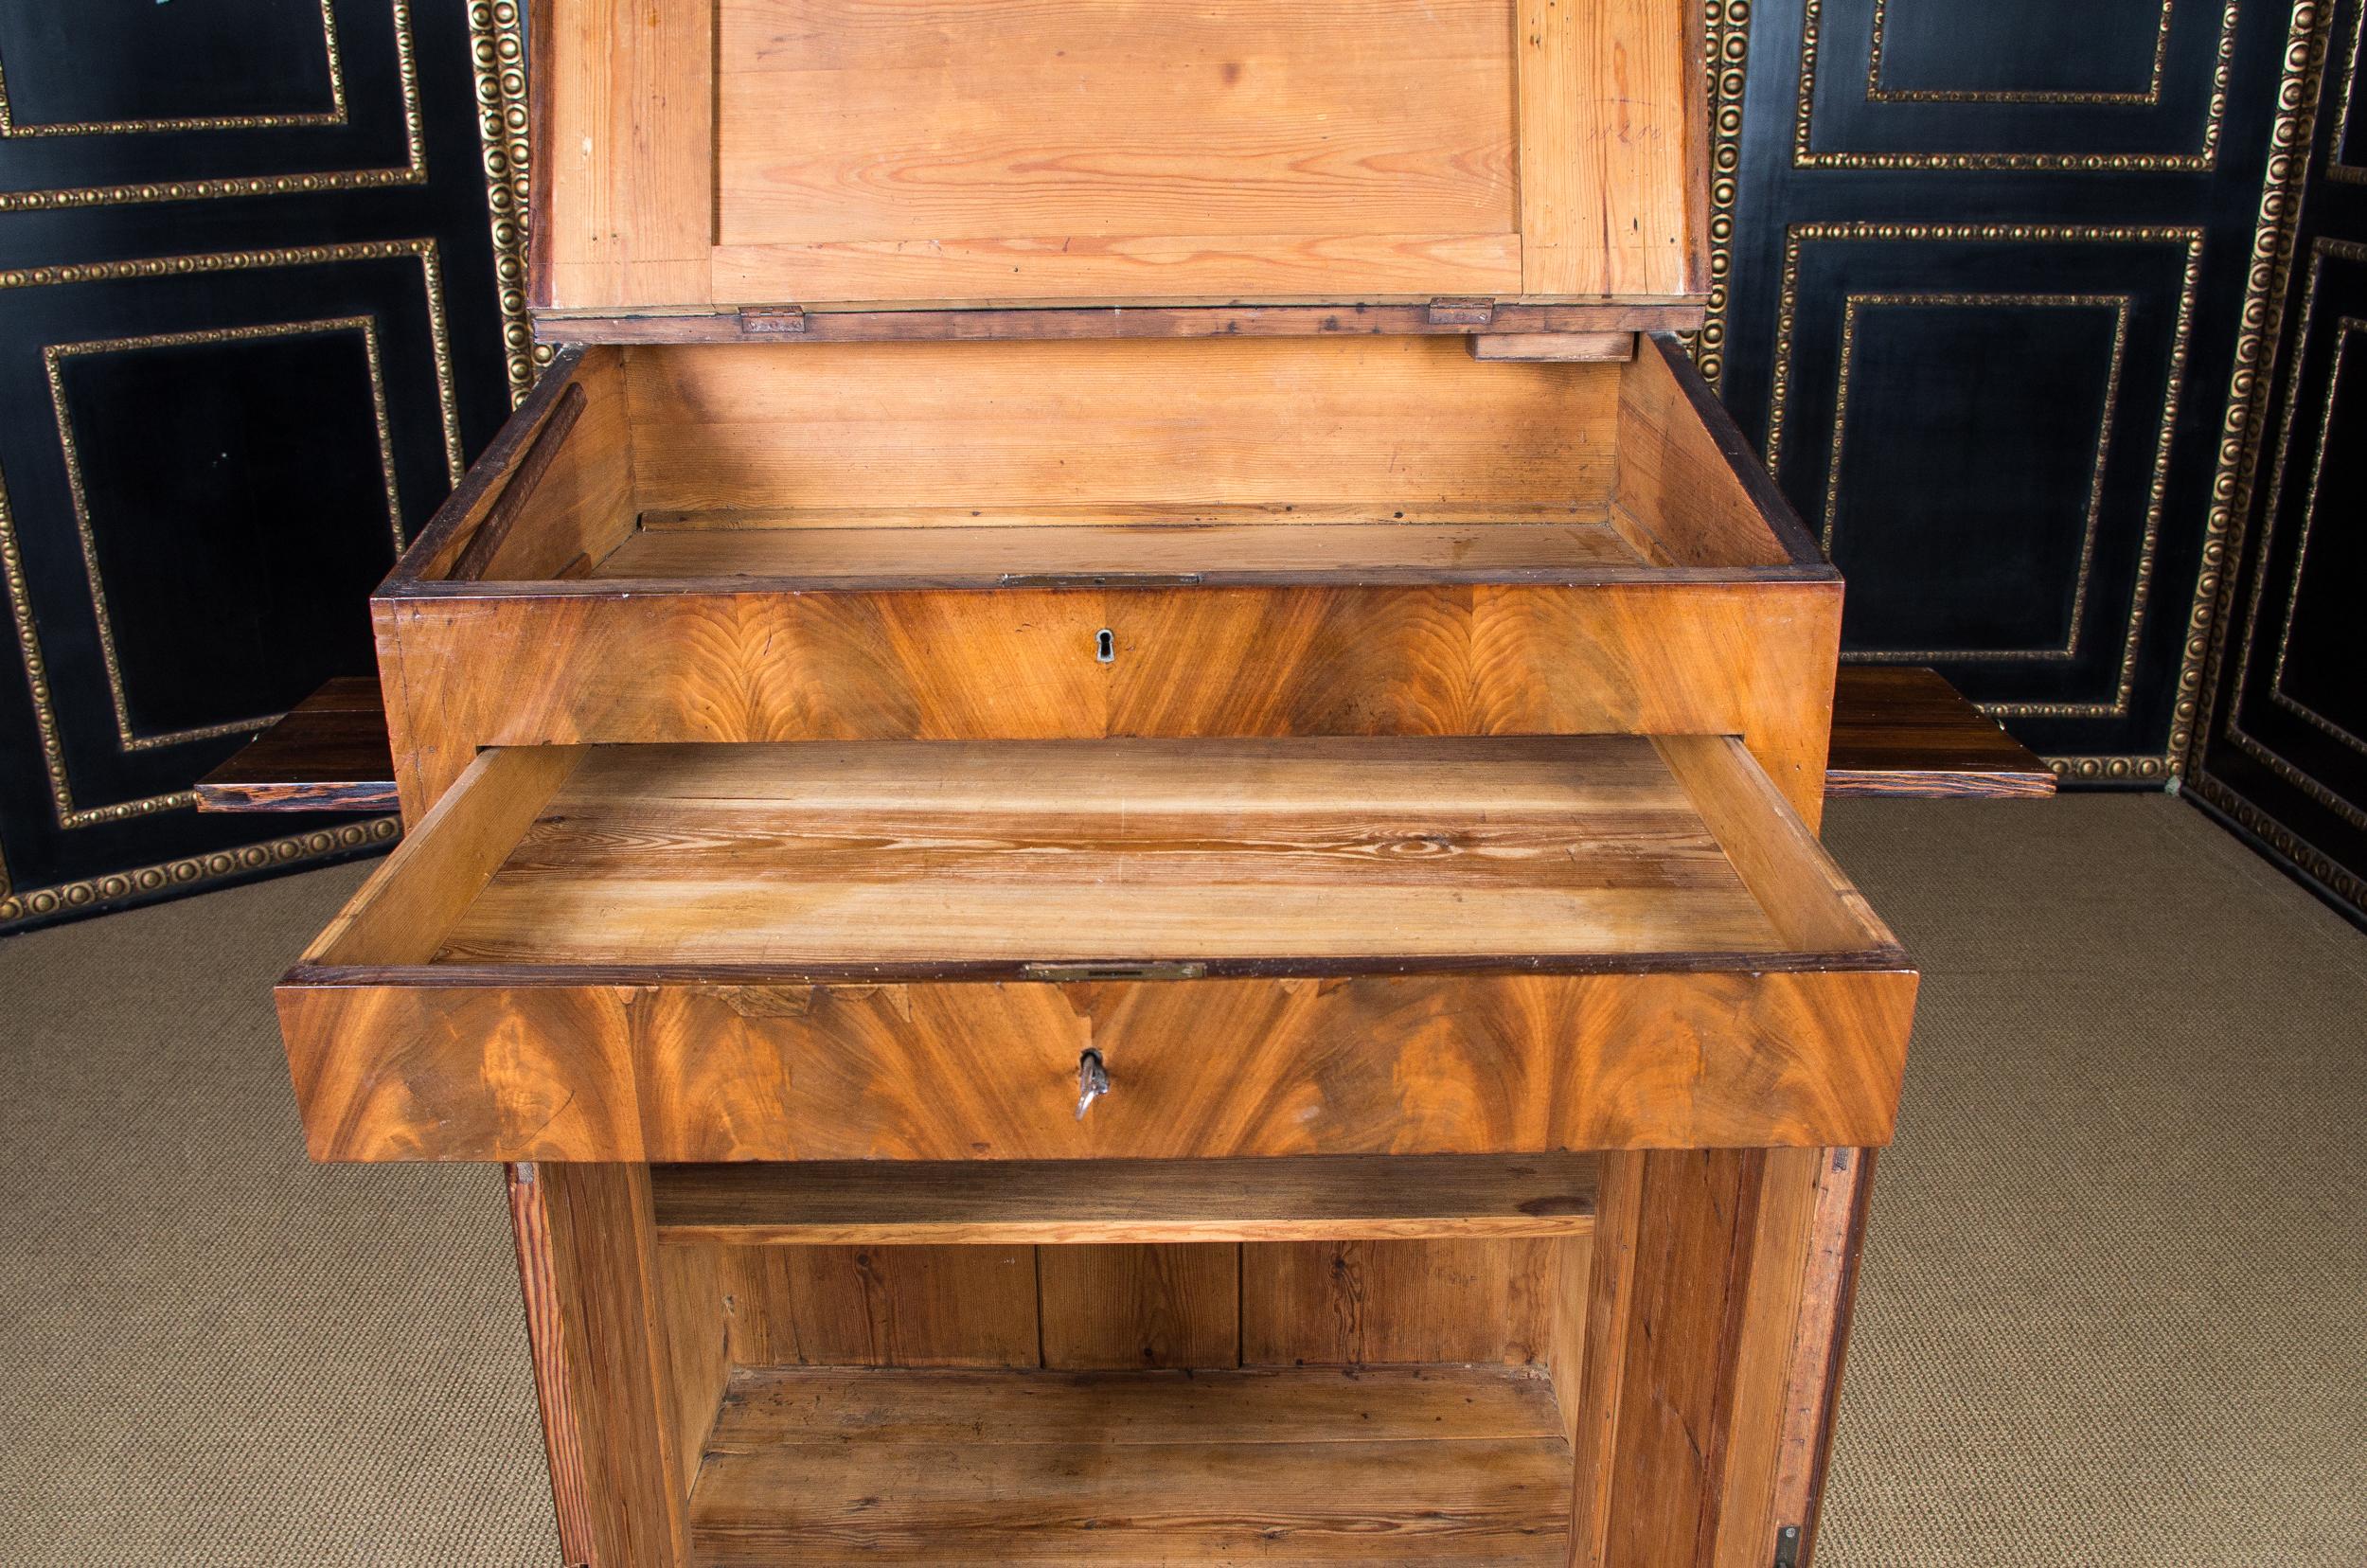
(0, 795, 2360, 1566)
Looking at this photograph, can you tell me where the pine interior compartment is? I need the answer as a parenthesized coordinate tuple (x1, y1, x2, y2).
(277, 733, 1913, 1164)
(415, 333, 1807, 590)
(654, 1165, 1599, 1564)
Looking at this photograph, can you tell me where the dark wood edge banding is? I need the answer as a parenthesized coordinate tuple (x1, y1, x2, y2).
(282, 948, 1914, 989)
(385, 562, 1843, 599)
(533, 300, 1710, 346)
(525, 0, 556, 312)
(193, 780, 400, 813)
(1643, 333, 1828, 568)
(381, 347, 587, 592)
(1823, 768, 2056, 800)
(449, 381, 590, 581)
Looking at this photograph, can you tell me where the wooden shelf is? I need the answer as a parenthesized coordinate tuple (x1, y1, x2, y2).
(1827, 667, 2056, 799)
(193, 678, 398, 814)
(652, 1153, 1600, 1247)
(688, 1364, 1572, 1565)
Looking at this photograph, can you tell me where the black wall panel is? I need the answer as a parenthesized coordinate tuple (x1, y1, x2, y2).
(0, 0, 522, 929)
(1705, 0, 2317, 784)
(2196, 0, 2367, 920)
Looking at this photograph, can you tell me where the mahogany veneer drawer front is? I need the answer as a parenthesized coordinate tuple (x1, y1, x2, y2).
(278, 735, 1913, 1164)
(377, 333, 1845, 826)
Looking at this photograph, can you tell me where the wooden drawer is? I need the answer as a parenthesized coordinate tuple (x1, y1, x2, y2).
(375, 332, 1845, 827)
(279, 734, 1913, 1163)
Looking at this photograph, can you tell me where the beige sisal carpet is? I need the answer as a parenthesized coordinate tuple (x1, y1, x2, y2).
(0, 795, 2360, 1566)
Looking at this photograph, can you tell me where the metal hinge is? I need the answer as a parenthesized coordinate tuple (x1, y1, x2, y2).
(1023, 961, 1207, 983)
(738, 305, 809, 336)
(1773, 1524, 1803, 1568)
(1427, 295, 1496, 327)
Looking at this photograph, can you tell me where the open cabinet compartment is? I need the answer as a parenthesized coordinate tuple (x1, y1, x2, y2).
(650, 1154, 1610, 1563)
(278, 733, 1913, 1164)
(374, 332, 1845, 828)
(653, 1189, 1601, 1565)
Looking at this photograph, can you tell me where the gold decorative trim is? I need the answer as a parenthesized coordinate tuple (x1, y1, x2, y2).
(1767, 223, 2203, 715)
(2329, 0, 2366, 182)
(1865, 0, 2176, 106)
(0, 0, 346, 138)
(2190, 771, 2365, 912)
(0, 817, 398, 930)
(0, 0, 419, 213)
(2218, 241, 2367, 831)
(1689, 0, 1753, 392)
(2047, 753, 2178, 783)
(2183, 2, 2330, 776)
(0, 240, 456, 830)
(2263, 314, 2367, 754)
(43, 318, 409, 757)
(469, 0, 542, 405)
(1821, 293, 2132, 664)
(1797, 0, 2238, 170)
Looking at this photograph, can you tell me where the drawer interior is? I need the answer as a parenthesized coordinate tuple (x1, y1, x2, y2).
(301, 734, 1893, 977)
(416, 334, 1813, 588)
(279, 733, 1910, 1163)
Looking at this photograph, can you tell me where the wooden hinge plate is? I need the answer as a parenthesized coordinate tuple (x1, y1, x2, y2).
(1427, 295, 1496, 327)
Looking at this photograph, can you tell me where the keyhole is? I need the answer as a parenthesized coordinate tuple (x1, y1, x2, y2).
(1095, 628, 1115, 663)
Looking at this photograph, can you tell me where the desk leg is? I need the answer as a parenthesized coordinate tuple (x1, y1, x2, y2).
(1569, 1147, 1874, 1568)
(508, 1161, 693, 1568)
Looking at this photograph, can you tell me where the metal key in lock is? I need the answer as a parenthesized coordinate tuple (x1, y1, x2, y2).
(1076, 1048, 1111, 1120)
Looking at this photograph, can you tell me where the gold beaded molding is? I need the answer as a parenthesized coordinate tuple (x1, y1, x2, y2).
(1691, 0, 1753, 392)
(0, 817, 397, 929)
(1794, 0, 2239, 171)
(0, 1, 424, 214)
(468, 0, 543, 405)
(2183, 2, 2332, 775)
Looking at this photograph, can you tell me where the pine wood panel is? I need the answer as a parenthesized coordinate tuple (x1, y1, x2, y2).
(652, 1241, 731, 1505)
(589, 517, 1644, 584)
(1038, 1243, 1243, 1370)
(1472, 331, 1638, 362)
(650, 1153, 1601, 1246)
(429, 738, 1787, 969)
(538, 0, 715, 309)
(1240, 1238, 1559, 1366)
(714, 0, 1515, 243)
(1612, 336, 1800, 569)
(1516, 0, 1703, 298)
(1567, 1147, 1870, 1568)
(715, 1245, 1043, 1368)
(617, 337, 1622, 516)
(507, 1162, 691, 1568)
(688, 1365, 1572, 1563)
